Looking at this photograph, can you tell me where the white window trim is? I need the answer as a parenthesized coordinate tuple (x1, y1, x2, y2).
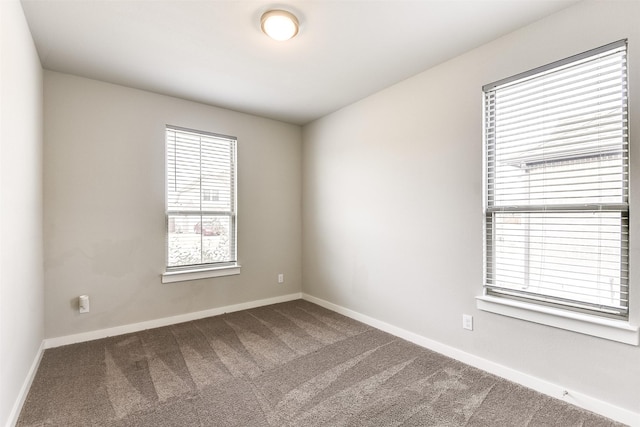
(477, 295, 639, 346)
(479, 40, 635, 343)
(162, 264, 241, 284)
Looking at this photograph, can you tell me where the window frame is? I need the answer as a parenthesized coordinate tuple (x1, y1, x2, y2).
(162, 125, 240, 283)
(478, 40, 638, 345)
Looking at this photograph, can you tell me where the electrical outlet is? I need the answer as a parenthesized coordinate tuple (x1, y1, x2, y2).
(278, 273, 284, 284)
(79, 295, 90, 314)
(462, 314, 473, 331)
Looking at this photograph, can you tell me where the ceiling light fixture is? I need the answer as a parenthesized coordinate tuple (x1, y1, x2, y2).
(261, 10, 299, 41)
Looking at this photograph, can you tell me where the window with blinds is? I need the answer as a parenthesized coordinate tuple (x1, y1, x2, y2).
(483, 40, 629, 319)
(166, 126, 237, 270)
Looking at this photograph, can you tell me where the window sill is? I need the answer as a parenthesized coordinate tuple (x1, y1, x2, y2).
(476, 295, 639, 346)
(162, 264, 241, 283)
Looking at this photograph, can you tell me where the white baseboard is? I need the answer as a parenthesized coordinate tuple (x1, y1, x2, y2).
(44, 292, 302, 349)
(301, 293, 639, 427)
(6, 341, 45, 427)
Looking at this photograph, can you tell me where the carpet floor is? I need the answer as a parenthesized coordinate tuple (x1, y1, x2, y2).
(17, 299, 625, 426)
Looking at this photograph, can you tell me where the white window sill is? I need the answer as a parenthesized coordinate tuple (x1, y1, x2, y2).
(476, 295, 639, 346)
(162, 264, 241, 283)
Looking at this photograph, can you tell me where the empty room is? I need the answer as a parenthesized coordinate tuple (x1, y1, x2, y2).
(1, 0, 639, 426)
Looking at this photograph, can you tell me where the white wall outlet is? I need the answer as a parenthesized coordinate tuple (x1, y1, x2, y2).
(462, 314, 473, 331)
(278, 273, 284, 284)
(79, 295, 90, 313)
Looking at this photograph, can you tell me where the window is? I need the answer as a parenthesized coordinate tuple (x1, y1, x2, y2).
(163, 126, 238, 282)
(482, 41, 629, 321)
(203, 188, 220, 202)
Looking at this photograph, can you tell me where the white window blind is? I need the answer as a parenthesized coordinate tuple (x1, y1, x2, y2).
(166, 126, 237, 270)
(483, 40, 629, 319)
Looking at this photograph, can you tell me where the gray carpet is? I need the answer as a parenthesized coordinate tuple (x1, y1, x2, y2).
(17, 300, 624, 426)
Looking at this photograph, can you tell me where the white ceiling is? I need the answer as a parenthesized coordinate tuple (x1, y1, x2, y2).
(21, 0, 579, 125)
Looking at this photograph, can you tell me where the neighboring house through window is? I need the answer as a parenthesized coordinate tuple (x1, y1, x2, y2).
(203, 188, 220, 202)
(479, 40, 636, 344)
(162, 125, 239, 283)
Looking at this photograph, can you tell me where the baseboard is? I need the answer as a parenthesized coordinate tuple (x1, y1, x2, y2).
(44, 292, 303, 349)
(5, 340, 45, 427)
(302, 293, 639, 427)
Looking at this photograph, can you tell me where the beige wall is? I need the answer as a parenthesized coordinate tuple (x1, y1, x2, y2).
(0, 1, 44, 425)
(302, 0, 640, 416)
(43, 71, 302, 339)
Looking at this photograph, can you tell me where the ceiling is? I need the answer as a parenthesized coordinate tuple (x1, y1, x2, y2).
(20, 0, 579, 125)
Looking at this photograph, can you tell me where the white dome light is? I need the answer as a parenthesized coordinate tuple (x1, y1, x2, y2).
(261, 10, 299, 41)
